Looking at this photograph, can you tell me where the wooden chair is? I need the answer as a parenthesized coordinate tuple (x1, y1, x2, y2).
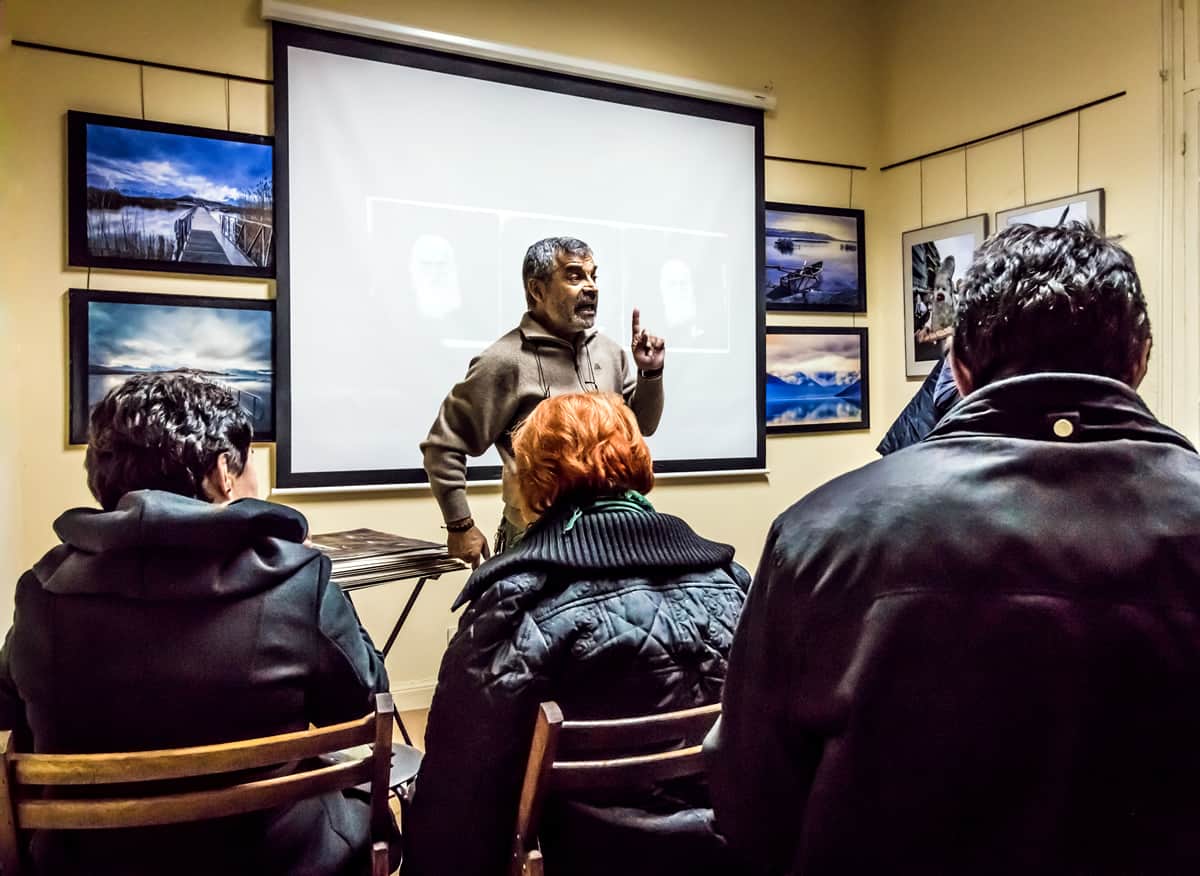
(0, 692, 397, 876)
(510, 700, 721, 876)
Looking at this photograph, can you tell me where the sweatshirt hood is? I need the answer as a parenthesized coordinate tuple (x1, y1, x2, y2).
(33, 490, 319, 601)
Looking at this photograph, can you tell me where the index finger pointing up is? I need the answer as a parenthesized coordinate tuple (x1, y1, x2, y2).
(631, 307, 641, 340)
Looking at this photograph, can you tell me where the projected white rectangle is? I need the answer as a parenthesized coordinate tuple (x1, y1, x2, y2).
(277, 28, 764, 486)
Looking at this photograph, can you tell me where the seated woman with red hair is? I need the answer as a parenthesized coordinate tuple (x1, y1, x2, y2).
(403, 392, 749, 876)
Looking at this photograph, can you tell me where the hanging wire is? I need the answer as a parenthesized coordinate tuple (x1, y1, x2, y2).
(919, 160, 925, 226)
(1020, 128, 1028, 206)
(962, 148, 970, 217)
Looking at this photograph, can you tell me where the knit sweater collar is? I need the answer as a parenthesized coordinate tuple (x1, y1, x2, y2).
(452, 501, 735, 610)
(519, 311, 599, 349)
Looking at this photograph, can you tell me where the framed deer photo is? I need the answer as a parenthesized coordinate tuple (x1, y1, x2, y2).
(67, 111, 275, 278)
(68, 289, 275, 444)
(901, 214, 988, 378)
(764, 203, 866, 313)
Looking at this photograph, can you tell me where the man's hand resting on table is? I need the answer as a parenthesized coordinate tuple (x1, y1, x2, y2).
(447, 525, 491, 569)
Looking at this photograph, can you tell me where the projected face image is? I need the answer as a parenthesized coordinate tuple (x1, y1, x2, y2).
(531, 253, 598, 338)
(660, 258, 697, 325)
(408, 233, 461, 319)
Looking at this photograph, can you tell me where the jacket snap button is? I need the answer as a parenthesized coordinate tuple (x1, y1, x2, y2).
(1052, 418, 1075, 438)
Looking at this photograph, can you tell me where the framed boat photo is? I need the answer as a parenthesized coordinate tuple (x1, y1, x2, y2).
(67, 111, 275, 278)
(764, 202, 866, 313)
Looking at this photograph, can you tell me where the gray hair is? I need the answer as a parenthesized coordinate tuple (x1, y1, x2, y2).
(522, 237, 592, 307)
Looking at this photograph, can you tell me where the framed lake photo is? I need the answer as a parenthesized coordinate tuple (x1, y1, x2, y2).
(68, 289, 275, 444)
(765, 327, 869, 434)
(764, 202, 866, 313)
(996, 188, 1105, 233)
(67, 111, 274, 278)
(902, 214, 988, 378)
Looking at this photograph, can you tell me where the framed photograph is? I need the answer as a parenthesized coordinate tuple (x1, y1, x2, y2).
(765, 327, 869, 434)
(764, 202, 866, 313)
(902, 214, 988, 378)
(996, 188, 1105, 233)
(68, 289, 275, 444)
(67, 111, 274, 278)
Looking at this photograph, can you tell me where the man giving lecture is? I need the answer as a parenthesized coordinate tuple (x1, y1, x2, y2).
(421, 236, 666, 567)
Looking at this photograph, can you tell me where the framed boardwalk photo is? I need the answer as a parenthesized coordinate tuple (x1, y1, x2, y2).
(68, 289, 275, 444)
(764, 203, 866, 313)
(67, 111, 274, 278)
(765, 327, 869, 434)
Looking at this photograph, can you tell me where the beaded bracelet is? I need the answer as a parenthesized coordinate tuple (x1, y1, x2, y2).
(444, 517, 475, 533)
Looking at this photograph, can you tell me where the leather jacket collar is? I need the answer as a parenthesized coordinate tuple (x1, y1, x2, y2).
(927, 372, 1194, 451)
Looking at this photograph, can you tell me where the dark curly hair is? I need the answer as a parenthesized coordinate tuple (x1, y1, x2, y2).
(85, 372, 253, 511)
(951, 222, 1151, 388)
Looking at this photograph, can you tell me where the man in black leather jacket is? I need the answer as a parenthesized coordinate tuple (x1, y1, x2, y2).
(708, 222, 1200, 875)
(0, 373, 391, 875)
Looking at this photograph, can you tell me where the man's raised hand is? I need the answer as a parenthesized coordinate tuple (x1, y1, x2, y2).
(630, 308, 666, 373)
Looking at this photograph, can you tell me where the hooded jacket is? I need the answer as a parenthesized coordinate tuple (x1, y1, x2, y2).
(707, 373, 1200, 875)
(0, 491, 389, 876)
(402, 498, 749, 876)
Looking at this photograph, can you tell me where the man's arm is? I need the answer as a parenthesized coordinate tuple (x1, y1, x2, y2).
(421, 352, 521, 565)
(307, 556, 390, 727)
(621, 352, 665, 436)
(0, 627, 25, 733)
(623, 308, 666, 436)
(705, 526, 814, 874)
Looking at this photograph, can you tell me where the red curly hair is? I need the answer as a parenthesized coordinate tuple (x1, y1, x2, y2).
(511, 392, 654, 516)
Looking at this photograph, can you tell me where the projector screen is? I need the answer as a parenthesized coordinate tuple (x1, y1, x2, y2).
(273, 25, 765, 488)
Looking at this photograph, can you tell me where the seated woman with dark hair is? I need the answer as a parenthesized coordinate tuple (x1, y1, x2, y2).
(403, 391, 749, 876)
(0, 372, 393, 876)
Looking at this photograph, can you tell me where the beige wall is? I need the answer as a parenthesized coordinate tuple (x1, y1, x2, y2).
(0, 0, 1169, 706)
(874, 0, 1169, 428)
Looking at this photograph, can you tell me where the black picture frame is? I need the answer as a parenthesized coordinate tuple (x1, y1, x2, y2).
(764, 202, 866, 313)
(68, 289, 276, 444)
(765, 326, 869, 434)
(901, 213, 989, 378)
(995, 188, 1105, 233)
(67, 111, 275, 278)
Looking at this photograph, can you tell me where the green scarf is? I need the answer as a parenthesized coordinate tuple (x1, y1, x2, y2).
(561, 490, 654, 534)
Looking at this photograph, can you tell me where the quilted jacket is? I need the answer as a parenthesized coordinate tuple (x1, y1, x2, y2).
(708, 373, 1200, 875)
(402, 498, 749, 876)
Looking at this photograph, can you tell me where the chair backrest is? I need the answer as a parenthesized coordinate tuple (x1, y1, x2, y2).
(0, 692, 396, 876)
(510, 700, 720, 876)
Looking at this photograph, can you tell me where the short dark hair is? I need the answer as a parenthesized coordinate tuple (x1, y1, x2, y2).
(85, 372, 252, 511)
(951, 222, 1151, 387)
(521, 237, 592, 308)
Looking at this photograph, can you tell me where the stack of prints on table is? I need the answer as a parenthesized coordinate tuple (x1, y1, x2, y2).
(309, 528, 466, 590)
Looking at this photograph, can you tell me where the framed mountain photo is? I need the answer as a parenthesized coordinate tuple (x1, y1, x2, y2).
(765, 326, 869, 434)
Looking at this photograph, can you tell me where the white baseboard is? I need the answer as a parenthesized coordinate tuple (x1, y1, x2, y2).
(390, 680, 437, 712)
